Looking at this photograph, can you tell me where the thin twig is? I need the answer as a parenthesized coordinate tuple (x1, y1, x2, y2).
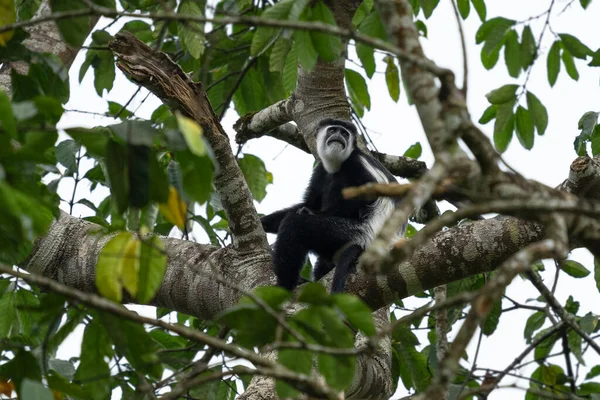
(450, 0, 468, 99)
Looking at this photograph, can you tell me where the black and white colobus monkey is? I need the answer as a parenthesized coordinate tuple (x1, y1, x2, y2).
(261, 118, 405, 293)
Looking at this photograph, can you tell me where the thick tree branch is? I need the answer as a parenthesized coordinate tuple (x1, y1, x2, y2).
(109, 32, 268, 252)
(22, 211, 271, 320)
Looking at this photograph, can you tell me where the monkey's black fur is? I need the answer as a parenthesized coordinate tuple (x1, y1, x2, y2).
(261, 118, 403, 293)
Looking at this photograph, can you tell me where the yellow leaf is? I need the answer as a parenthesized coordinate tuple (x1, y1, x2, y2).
(52, 389, 64, 400)
(176, 112, 205, 156)
(159, 186, 187, 229)
(120, 237, 140, 297)
(96, 232, 134, 302)
(0, 0, 16, 46)
(0, 379, 14, 396)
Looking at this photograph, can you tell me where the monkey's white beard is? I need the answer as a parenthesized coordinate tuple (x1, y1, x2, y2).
(318, 143, 352, 173)
(315, 126, 353, 173)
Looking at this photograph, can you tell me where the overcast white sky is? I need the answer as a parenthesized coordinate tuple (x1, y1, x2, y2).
(54, 0, 600, 398)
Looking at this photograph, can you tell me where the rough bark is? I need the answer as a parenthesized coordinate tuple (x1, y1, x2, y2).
(13, 0, 600, 398)
(24, 211, 272, 320)
(109, 32, 269, 254)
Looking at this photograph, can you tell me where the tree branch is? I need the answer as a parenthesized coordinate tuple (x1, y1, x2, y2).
(109, 32, 268, 252)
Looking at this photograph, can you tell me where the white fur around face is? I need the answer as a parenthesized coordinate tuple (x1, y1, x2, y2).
(316, 126, 353, 173)
(354, 155, 396, 247)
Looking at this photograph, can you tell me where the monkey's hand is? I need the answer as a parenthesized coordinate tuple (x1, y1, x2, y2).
(296, 207, 314, 215)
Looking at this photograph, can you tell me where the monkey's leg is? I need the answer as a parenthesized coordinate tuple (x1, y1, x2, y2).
(331, 244, 363, 293)
(261, 205, 302, 233)
(313, 257, 335, 282)
(273, 214, 361, 291)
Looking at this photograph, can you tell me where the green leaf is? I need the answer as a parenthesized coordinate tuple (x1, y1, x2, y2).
(105, 140, 129, 213)
(493, 103, 515, 153)
(294, 29, 318, 72)
(276, 349, 313, 397)
(520, 25, 536, 70)
(251, 0, 301, 56)
(238, 154, 271, 202)
(470, 0, 486, 21)
(21, 379, 53, 400)
(310, 2, 342, 62)
(318, 354, 356, 390)
(127, 145, 150, 209)
(578, 111, 599, 136)
(580, 0, 592, 8)
(533, 328, 559, 361)
(589, 49, 600, 67)
(592, 125, 600, 156)
(481, 45, 501, 70)
(269, 37, 291, 73)
(74, 322, 111, 399)
(479, 105, 497, 124)
(96, 231, 133, 302)
(109, 120, 158, 147)
(55, 139, 80, 175)
(403, 142, 422, 159)
(384, 56, 400, 102)
(176, 113, 206, 156)
(559, 33, 593, 59)
(352, 0, 373, 26)
(218, 303, 277, 348)
(420, 0, 440, 19)
(547, 40, 561, 86)
(49, 0, 91, 47)
(561, 48, 579, 80)
(568, 329, 584, 365)
(526, 92, 548, 135)
(178, 1, 205, 59)
(107, 101, 133, 120)
(0, 293, 16, 339)
(298, 283, 330, 305)
(0, 91, 17, 138)
(524, 311, 546, 343)
(98, 312, 162, 379)
(482, 298, 502, 335)
(579, 382, 600, 396)
(356, 43, 376, 78)
(580, 312, 598, 334)
(515, 106, 535, 150)
(476, 17, 515, 56)
(278, 349, 312, 375)
(457, 0, 470, 19)
(560, 260, 590, 278)
(415, 20, 428, 37)
(333, 294, 375, 336)
(91, 50, 115, 96)
(148, 152, 169, 203)
(394, 326, 432, 391)
(178, 150, 214, 205)
(586, 365, 600, 380)
(282, 44, 298, 94)
(485, 84, 518, 104)
(345, 69, 371, 110)
(137, 235, 167, 304)
(504, 30, 521, 78)
(65, 126, 109, 158)
(357, 9, 387, 40)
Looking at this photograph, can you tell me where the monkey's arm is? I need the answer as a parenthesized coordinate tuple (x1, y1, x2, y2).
(261, 205, 303, 233)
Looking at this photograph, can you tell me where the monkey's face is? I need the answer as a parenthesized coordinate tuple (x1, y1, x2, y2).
(316, 125, 355, 172)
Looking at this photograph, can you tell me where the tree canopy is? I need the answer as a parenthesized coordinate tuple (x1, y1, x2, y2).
(1, 0, 600, 399)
